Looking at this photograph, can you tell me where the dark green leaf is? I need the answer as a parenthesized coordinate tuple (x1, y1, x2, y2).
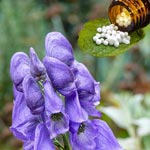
(78, 18, 145, 57)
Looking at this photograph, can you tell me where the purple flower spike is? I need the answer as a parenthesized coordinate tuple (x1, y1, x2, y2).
(30, 47, 46, 81)
(34, 123, 55, 150)
(69, 120, 98, 150)
(65, 91, 88, 123)
(43, 56, 76, 96)
(45, 32, 74, 66)
(44, 81, 69, 139)
(23, 75, 44, 115)
(10, 52, 30, 91)
(93, 119, 123, 150)
(71, 60, 95, 95)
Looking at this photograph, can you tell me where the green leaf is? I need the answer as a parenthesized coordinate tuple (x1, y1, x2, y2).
(78, 18, 145, 57)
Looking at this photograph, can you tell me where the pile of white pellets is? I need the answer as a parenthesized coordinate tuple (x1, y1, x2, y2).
(93, 24, 131, 47)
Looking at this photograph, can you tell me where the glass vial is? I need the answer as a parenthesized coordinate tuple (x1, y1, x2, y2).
(108, 0, 150, 32)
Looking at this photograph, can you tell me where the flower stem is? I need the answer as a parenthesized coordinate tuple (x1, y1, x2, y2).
(62, 134, 70, 150)
(53, 138, 64, 150)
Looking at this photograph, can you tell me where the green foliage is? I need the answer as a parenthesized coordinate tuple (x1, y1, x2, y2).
(0, 0, 46, 106)
(78, 18, 145, 57)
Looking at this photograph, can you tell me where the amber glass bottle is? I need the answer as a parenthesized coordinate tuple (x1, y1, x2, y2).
(108, 0, 150, 32)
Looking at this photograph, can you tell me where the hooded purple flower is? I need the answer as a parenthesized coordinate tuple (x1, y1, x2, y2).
(44, 80, 69, 139)
(71, 60, 101, 117)
(65, 91, 88, 123)
(93, 119, 122, 150)
(10, 87, 54, 150)
(10, 52, 30, 91)
(69, 120, 98, 150)
(69, 119, 123, 150)
(23, 75, 44, 115)
(45, 32, 74, 66)
(43, 56, 76, 96)
(29, 47, 46, 81)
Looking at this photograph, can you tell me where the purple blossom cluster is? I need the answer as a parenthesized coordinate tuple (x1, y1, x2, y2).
(10, 32, 122, 150)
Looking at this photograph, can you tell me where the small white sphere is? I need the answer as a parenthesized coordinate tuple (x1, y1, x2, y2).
(97, 27, 102, 33)
(114, 41, 120, 47)
(96, 39, 102, 45)
(107, 37, 114, 45)
(96, 33, 101, 38)
(103, 40, 109, 46)
(93, 36, 98, 41)
(114, 26, 118, 30)
(122, 39, 130, 44)
(102, 28, 107, 33)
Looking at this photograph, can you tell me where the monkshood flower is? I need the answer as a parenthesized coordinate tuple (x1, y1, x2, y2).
(93, 119, 123, 150)
(69, 119, 122, 150)
(44, 80, 69, 139)
(69, 120, 98, 150)
(43, 56, 76, 96)
(23, 75, 44, 115)
(45, 32, 74, 66)
(29, 47, 46, 81)
(10, 89, 55, 150)
(10, 52, 30, 91)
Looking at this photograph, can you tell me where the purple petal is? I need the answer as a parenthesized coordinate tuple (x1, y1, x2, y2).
(92, 119, 122, 150)
(71, 60, 95, 94)
(23, 75, 44, 115)
(10, 52, 30, 91)
(80, 101, 101, 117)
(23, 141, 34, 150)
(34, 123, 55, 150)
(43, 56, 76, 96)
(45, 112, 69, 139)
(44, 80, 63, 113)
(65, 91, 88, 123)
(69, 120, 98, 150)
(45, 32, 74, 66)
(44, 81, 69, 138)
(29, 47, 46, 81)
(10, 92, 39, 141)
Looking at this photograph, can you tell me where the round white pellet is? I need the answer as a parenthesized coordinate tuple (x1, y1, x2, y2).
(107, 37, 114, 45)
(96, 33, 101, 38)
(114, 26, 118, 30)
(114, 41, 119, 47)
(93, 36, 98, 41)
(102, 28, 107, 33)
(97, 27, 102, 33)
(96, 39, 102, 45)
(103, 40, 109, 46)
(122, 39, 130, 44)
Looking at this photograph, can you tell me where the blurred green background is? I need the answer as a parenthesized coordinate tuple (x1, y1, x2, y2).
(0, 0, 150, 150)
